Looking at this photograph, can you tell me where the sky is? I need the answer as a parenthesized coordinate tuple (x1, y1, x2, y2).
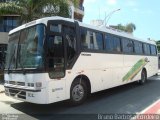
(83, 0, 160, 41)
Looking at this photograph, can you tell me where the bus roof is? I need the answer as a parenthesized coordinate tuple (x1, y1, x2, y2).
(9, 16, 156, 45)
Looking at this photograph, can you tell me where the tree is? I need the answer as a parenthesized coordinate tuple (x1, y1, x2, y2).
(125, 23, 136, 33)
(110, 23, 136, 33)
(0, 0, 79, 23)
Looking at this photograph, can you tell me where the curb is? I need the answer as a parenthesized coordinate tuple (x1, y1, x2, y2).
(131, 99, 160, 120)
(140, 99, 160, 114)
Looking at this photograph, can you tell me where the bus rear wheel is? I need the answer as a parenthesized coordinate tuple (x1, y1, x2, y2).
(70, 79, 88, 105)
(139, 70, 147, 85)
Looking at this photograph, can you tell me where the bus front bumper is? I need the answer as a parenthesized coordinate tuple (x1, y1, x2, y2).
(4, 85, 48, 104)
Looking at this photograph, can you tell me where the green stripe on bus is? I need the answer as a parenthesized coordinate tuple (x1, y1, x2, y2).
(122, 58, 148, 82)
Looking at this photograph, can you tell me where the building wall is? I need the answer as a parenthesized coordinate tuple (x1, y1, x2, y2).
(0, 32, 8, 44)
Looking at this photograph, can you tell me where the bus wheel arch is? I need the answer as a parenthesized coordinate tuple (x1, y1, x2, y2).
(69, 75, 91, 105)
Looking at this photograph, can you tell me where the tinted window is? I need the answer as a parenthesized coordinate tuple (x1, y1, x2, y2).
(63, 26, 76, 67)
(0, 16, 20, 32)
(95, 33, 103, 50)
(80, 28, 103, 50)
(143, 44, 151, 55)
(150, 45, 157, 55)
(50, 24, 61, 33)
(81, 28, 88, 49)
(122, 38, 134, 53)
(134, 41, 143, 54)
(105, 34, 121, 52)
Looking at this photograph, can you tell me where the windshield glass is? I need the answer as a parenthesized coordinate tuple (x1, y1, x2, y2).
(5, 32, 19, 70)
(5, 24, 45, 70)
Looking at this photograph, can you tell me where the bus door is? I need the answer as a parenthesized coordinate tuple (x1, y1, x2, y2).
(62, 23, 77, 70)
(46, 21, 67, 102)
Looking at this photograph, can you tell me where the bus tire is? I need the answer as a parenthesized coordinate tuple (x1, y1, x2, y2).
(70, 79, 88, 105)
(139, 69, 147, 85)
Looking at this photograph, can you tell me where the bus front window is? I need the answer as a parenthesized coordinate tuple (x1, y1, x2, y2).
(5, 32, 19, 70)
(5, 24, 45, 71)
(17, 24, 45, 69)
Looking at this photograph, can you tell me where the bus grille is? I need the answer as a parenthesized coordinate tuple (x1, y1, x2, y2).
(9, 81, 25, 86)
(8, 89, 26, 99)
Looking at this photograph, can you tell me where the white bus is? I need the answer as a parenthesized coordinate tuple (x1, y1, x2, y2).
(4, 17, 158, 105)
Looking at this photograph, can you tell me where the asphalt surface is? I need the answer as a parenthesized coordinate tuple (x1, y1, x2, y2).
(0, 76, 160, 120)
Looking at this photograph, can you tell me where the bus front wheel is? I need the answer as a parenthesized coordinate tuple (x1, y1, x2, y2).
(139, 70, 147, 85)
(70, 79, 88, 105)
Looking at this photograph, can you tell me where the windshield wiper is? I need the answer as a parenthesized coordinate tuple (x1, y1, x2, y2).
(8, 47, 16, 74)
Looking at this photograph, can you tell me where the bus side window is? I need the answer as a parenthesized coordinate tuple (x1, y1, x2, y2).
(150, 45, 157, 56)
(63, 26, 76, 67)
(122, 38, 134, 54)
(105, 34, 121, 53)
(80, 28, 103, 50)
(134, 41, 143, 55)
(95, 32, 103, 50)
(81, 28, 88, 49)
(143, 44, 151, 55)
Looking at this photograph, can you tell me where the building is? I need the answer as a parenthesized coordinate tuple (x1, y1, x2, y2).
(73, 0, 84, 22)
(0, 0, 20, 69)
(90, 20, 103, 26)
(0, 0, 84, 70)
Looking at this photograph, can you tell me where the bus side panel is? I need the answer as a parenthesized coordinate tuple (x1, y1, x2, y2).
(102, 54, 123, 90)
(122, 55, 143, 83)
(66, 52, 108, 94)
(146, 56, 158, 77)
(67, 52, 124, 94)
(47, 77, 66, 104)
(122, 55, 158, 83)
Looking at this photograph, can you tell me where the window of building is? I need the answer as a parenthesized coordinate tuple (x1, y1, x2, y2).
(134, 41, 143, 54)
(0, 16, 20, 32)
(150, 45, 157, 55)
(143, 43, 151, 55)
(80, 28, 103, 50)
(122, 38, 134, 54)
(105, 34, 121, 53)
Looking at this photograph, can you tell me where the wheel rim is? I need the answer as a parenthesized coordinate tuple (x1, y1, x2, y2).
(72, 84, 84, 102)
(141, 72, 146, 83)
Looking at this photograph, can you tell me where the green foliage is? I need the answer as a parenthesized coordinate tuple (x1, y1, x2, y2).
(125, 23, 136, 33)
(111, 23, 136, 33)
(0, 0, 78, 23)
(0, 2, 23, 15)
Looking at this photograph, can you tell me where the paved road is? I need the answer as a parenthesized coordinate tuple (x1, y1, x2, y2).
(0, 76, 160, 120)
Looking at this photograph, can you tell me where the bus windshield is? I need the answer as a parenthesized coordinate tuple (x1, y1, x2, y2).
(5, 24, 45, 70)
